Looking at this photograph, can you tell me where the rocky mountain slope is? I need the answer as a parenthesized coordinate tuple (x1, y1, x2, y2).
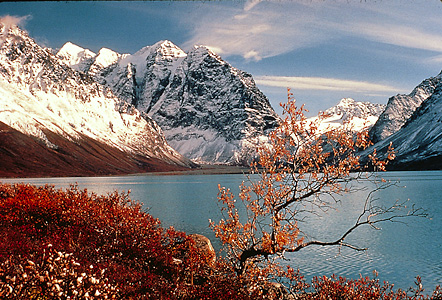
(368, 70, 442, 170)
(369, 73, 442, 143)
(0, 23, 194, 177)
(307, 98, 385, 133)
(58, 41, 280, 164)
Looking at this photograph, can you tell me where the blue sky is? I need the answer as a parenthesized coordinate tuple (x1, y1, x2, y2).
(1, 0, 442, 116)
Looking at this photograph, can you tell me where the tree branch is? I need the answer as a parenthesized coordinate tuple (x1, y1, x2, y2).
(285, 199, 427, 254)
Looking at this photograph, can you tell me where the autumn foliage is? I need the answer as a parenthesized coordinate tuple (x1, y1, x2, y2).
(310, 273, 442, 300)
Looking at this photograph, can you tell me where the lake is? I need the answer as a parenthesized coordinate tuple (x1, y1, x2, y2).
(1, 170, 441, 292)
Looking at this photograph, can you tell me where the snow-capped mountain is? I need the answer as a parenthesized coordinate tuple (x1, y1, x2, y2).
(306, 98, 385, 134)
(369, 73, 442, 143)
(367, 70, 442, 169)
(58, 41, 280, 164)
(0, 22, 194, 177)
(56, 42, 95, 73)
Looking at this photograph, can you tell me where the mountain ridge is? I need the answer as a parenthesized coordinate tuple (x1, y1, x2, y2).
(365, 70, 442, 170)
(369, 72, 442, 143)
(0, 22, 195, 177)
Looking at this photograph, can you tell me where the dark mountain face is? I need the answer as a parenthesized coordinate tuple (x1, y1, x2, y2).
(369, 73, 442, 143)
(59, 41, 280, 164)
(364, 70, 442, 170)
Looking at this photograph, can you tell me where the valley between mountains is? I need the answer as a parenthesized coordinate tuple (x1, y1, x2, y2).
(1, 21, 442, 177)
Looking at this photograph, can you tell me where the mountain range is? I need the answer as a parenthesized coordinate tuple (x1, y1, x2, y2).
(369, 74, 441, 144)
(1, 21, 441, 176)
(56, 40, 280, 164)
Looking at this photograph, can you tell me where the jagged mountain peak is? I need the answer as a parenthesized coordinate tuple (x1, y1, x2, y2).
(131, 40, 186, 61)
(85, 47, 132, 78)
(189, 45, 225, 65)
(57, 42, 95, 72)
(91, 47, 122, 68)
(0, 21, 25, 38)
(364, 72, 442, 170)
(324, 98, 385, 120)
(154, 40, 187, 59)
(117, 41, 186, 80)
(1, 21, 38, 51)
(337, 98, 355, 106)
(58, 42, 95, 58)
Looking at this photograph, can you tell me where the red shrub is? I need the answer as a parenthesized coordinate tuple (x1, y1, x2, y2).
(0, 183, 249, 299)
(310, 273, 442, 300)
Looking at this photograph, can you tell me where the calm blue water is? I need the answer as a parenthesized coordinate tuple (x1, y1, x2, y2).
(1, 171, 441, 292)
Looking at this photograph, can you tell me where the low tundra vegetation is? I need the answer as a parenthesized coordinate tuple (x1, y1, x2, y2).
(1, 93, 441, 299)
(0, 183, 248, 299)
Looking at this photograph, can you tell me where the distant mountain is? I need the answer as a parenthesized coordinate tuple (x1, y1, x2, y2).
(369, 73, 442, 143)
(58, 41, 280, 164)
(0, 23, 194, 177)
(367, 70, 442, 170)
(306, 98, 385, 133)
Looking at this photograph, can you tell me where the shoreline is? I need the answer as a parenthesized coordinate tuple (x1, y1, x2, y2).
(0, 164, 252, 180)
(129, 164, 252, 176)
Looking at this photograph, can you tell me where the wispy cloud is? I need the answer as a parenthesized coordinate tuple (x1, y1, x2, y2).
(182, 2, 328, 61)
(426, 54, 442, 65)
(346, 1, 442, 54)
(182, 1, 442, 61)
(244, 0, 261, 12)
(255, 75, 404, 94)
(338, 22, 442, 53)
